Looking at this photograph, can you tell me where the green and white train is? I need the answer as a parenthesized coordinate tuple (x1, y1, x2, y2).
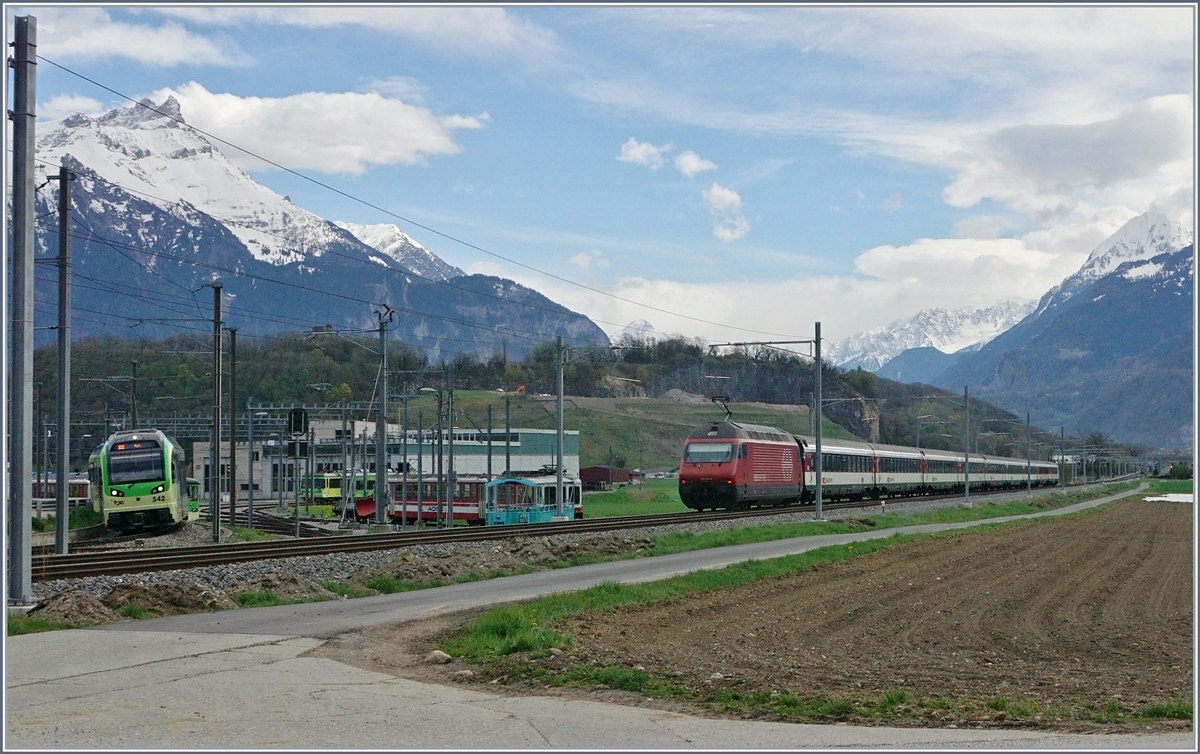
(88, 429, 197, 532)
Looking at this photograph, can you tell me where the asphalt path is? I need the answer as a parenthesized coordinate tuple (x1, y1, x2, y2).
(99, 484, 1146, 638)
(13, 483, 1194, 750)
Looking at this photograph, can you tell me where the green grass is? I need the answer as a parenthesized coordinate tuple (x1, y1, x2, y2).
(229, 526, 280, 542)
(1135, 700, 1192, 720)
(119, 604, 151, 619)
(7, 615, 74, 634)
(583, 479, 687, 517)
(1145, 478, 1193, 495)
(31, 507, 104, 533)
(233, 590, 325, 608)
(322, 581, 375, 599)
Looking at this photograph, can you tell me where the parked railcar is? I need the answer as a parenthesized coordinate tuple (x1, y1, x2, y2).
(88, 429, 191, 532)
(375, 470, 583, 525)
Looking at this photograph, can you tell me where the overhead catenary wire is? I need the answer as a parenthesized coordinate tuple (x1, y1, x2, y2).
(37, 55, 806, 341)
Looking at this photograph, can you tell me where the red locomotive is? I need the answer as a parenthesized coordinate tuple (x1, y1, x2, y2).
(678, 420, 803, 510)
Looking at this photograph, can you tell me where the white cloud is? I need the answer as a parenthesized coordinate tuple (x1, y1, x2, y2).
(18, 7, 246, 66)
(569, 250, 610, 270)
(157, 82, 485, 175)
(38, 94, 104, 122)
(702, 183, 743, 213)
(675, 150, 717, 178)
(943, 95, 1194, 220)
(617, 137, 672, 170)
(702, 182, 750, 242)
(362, 76, 429, 103)
(150, 7, 559, 63)
(487, 212, 1131, 345)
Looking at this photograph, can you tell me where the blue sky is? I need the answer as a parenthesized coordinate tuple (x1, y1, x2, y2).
(9, 4, 1196, 344)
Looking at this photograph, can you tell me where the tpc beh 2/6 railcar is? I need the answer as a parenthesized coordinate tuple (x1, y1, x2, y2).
(678, 420, 1059, 510)
(88, 429, 196, 531)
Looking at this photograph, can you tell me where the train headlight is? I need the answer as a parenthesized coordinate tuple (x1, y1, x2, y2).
(109, 489, 124, 497)
(151, 484, 165, 494)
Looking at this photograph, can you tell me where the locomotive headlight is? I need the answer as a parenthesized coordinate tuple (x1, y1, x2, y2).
(151, 484, 165, 494)
(109, 489, 124, 497)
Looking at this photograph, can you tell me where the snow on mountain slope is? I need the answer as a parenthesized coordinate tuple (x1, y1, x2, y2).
(333, 221, 462, 281)
(36, 96, 359, 266)
(827, 299, 1037, 372)
(1032, 212, 1192, 317)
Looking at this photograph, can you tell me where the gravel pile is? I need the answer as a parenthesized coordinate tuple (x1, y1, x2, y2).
(29, 493, 1019, 603)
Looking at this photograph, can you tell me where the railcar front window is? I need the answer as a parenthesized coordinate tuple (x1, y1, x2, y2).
(685, 443, 733, 463)
(107, 453, 165, 484)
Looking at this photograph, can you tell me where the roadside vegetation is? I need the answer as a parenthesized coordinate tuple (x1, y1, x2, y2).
(30, 507, 103, 533)
(7, 480, 1149, 638)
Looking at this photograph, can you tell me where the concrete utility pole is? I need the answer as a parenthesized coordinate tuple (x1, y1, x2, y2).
(814, 322, 823, 521)
(963, 385, 971, 506)
(446, 365, 455, 529)
(247, 397, 255, 528)
(505, 394, 511, 473)
(9, 15, 38, 602)
(341, 398, 349, 522)
(400, 396, 408, 527)
(211, 283, 223, 542)
(375, 308, 394, 524)
(130, 360, 138, 429)
(227, 328, 237, 528)
(555, 336, 566, 519)
(55, 164, 74, 554)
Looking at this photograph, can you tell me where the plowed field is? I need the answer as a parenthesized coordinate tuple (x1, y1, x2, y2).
(319, 497, 1193, 731)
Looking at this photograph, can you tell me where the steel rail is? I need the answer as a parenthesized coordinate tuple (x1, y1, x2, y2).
(30, 485, 1072, 582)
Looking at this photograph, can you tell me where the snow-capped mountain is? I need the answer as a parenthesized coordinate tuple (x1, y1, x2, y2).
(1032, 212, 1192, 317)
(933, 211, 1194, 449)
(827, 300, 1037, 372)
(36, 97, 372, 267)
(25, 96, 609, 357)
(334, 221, 463, 281)
(615, 319, 664, 343)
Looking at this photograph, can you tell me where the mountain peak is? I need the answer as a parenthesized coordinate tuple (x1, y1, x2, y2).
(828, 299, 1036, 372)
(333, 221, 463, 281)
(97, 96, 185, 130)
(1033, 211, 1192, 317)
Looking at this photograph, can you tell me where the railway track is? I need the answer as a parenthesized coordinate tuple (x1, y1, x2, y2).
(30, 484, 1090, 582)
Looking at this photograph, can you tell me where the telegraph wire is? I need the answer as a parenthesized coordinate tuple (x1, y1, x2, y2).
(37, 55, 806, 340)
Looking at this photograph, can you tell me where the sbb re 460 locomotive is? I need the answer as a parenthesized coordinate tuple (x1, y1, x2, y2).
(678, 420, 1058, 511)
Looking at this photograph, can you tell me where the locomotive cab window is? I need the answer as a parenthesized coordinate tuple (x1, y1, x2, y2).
(685, 443, 733, 463)
(108, 452, 165, 485)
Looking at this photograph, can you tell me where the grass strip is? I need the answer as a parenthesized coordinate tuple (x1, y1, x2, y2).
(7, 615, 74, 635)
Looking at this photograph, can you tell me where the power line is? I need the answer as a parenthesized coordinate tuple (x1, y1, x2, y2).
(37, 55, 805, 340)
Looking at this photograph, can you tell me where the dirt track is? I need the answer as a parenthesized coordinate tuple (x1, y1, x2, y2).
(317, 497, 1193, 730)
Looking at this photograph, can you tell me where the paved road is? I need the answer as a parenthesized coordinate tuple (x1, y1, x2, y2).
(9, 484, 1193, 749)
(93, 484, 1148, 638)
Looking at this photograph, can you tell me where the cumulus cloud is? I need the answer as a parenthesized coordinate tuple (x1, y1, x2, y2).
(22, 7, 246, 66)
(520, 230, 1097, 345)
(617, 137, 673, 170)
(944, 95, 1194, 219)
(702, 182, 750, 242)
(157, 82, 484, 174)
(675, 150, 717, 177)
